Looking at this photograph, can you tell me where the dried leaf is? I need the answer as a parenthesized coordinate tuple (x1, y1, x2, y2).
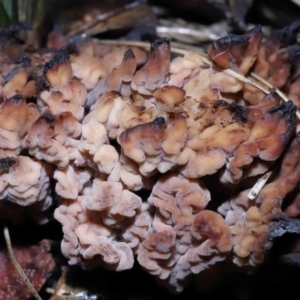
(0, 239, 55, 300)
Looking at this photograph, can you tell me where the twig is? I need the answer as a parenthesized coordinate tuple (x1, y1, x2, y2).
(3, 226, 43, 300)
(156, 26, 219, 42)
(94, 39, 189, 55)
(247, 171, 272, 200)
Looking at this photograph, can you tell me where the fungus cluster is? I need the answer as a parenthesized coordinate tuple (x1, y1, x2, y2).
(0, 22, 300, 293)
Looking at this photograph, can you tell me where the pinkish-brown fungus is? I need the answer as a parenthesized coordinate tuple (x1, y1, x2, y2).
(137, 173, 231, 292)
(25, 111, 82, 168)
(132, 37, 170, 95)
(118, 115, 187, 176)
(220, 101, 297, 185)
(1, 22, 300, 295)
(208, 25, 263, 75)
(0, 94, 39, 156)
(219, 133, 300, 267)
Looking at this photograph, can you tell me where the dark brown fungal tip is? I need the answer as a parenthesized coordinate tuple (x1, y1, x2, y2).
(286, 45, 300, 81)
(10, 55, 31, 67)
(0, 157, 17, 174)
(119, 117, 166, 142)
(266, 100, 297, 121)
(8, 94, 24, 105)
(2, 68, 19, 84)
(242, 24, 262, 41)
(110, 90, 122, 96)
(65, 42, 79, 55)
(210, 34, 250, 54)
(36, 75, 49, 93)
(207, 34, 250, 70)
(39, 113, 56, 123)
(0, 22, 32, 44)
(264, 91, 281, 101)
(152, 117, 166, 127)
(270, 19, 300, 48)
(150, 37, 170, 52)
(212, 100, 250, 124)
(287, 44, 300, 62)
(43, 48, 70, 74)
(246, 24, 262, 35)
(213, 99, 230, 109)
(228, 102, 250, 124)
(123, 49, 135, 60)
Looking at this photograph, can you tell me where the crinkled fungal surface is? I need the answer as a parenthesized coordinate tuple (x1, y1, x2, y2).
(25, 111, 82, 168)
(54, 179, 144, 271)
(218, 133, 300, 267)
(0, 155, 53, 205)
(0, 155, 53, 223)
(0, 94, 39, 156)
(83, 91, 161, 140)
(208, 25, 263, 75)
(38, 49, 88, 121)
(118, 115, 188, 176)
(137, 173, 232, 293)
(131, 37, 170, 95)
(0, 22, 300, 294)
(220, 100, 297, 185)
